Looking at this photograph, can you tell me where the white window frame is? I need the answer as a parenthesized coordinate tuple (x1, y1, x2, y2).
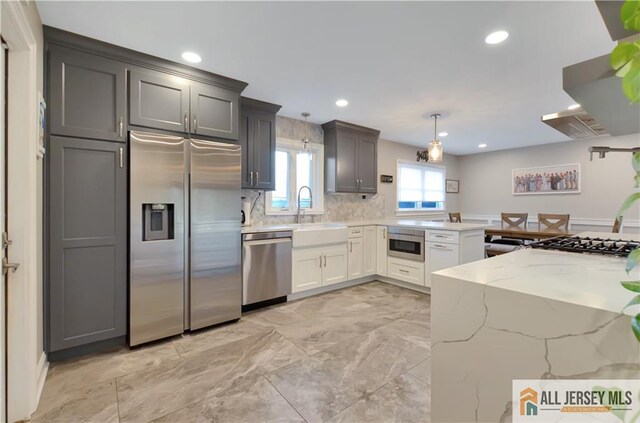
(265, 137, 325, 215)
(395, 159, 446, 216)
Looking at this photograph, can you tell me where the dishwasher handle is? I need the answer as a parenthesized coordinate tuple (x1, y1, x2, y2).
(243, 238, 291, 247)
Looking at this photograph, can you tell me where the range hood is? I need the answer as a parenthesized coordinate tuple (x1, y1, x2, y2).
(541, 107, 607, 139)
(562, 53, 640, 137)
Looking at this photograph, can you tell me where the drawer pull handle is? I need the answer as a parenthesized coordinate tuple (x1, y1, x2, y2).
(399, 269, 409, 273)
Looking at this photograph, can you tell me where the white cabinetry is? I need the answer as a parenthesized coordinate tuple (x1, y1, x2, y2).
(376, 226, 387, 276)
(424, 229, 484, 288)
(387, 256, 425, 286)
(347, 237, 364, 280)
(425, 242, 458, 288)
(347, 225, 376, 280)
(292, 248, 323, 292)
(363, 226, 376, 276)
(292, 244, 348, 293)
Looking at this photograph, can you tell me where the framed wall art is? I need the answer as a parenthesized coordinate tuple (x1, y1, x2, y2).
(445, 179, 459, 194)
(512, 163, 580, 195)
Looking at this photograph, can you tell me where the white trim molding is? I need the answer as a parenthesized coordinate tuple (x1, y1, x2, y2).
(1, 1, 45, 420)
(459, 214, 638, 232)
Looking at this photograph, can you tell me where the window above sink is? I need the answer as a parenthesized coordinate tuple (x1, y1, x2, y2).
(266, 137, 325, 215)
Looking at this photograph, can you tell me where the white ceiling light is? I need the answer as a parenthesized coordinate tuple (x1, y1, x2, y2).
(485, 30, 509, 45)
(438, 131, 448, 137)
(478, 143, 487, 148)
(567, 103, 581, 110)
(181, 51, 202, 63)
(336, 99, 349, 107)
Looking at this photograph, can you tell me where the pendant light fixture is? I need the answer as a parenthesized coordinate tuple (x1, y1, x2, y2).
(428, 113, 443, 162)
(300, 112, 311, 156)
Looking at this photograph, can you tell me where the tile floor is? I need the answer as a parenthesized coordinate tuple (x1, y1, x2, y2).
(33, 281, 431, 423)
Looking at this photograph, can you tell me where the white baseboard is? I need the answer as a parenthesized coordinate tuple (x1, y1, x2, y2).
(288, 274, 431, 302)
(288, 277, 375, 301)
(33, 352, 48, 415)
(378, 276, 431, 294)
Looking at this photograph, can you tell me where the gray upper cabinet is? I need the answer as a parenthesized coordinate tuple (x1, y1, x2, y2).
(191, 83, 239, 140)
(128, 70, 239, 140)
(129, 70, 190, 133)
(322, 120, 380, 194)
(48, 136, 127, 352)
(240, 98, 281, 190)
(357, 135, 377, 193)
(49, 45, 127, 142)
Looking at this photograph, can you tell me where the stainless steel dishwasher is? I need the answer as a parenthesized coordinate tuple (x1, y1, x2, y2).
(242, 231, 292, 307)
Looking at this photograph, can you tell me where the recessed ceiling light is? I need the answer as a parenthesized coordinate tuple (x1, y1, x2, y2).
(485, 30, 509, 45)
(182, 51, 202, 63)
(478, 143, 487, 148)
(336, 99, 349, 107)
(567, 103, 581, 110)
(438, 131, 448, 137)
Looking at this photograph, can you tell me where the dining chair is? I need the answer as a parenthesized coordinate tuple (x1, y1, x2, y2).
(486, 213, 529, 257)
(501, 213, 528, 229)
(612, 216, 623, 233)
(449, 212, 462, 223)
(538, 213, 570, 232)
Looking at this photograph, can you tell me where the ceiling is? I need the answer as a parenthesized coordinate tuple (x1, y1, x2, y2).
(36, 1, 615, 155)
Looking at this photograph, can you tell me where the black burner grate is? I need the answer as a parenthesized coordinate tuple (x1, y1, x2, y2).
(528, 236, 639, 258)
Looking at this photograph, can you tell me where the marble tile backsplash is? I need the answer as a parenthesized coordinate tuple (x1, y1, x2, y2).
(242, 190, 385, 225)
(241, 115, 385, 226)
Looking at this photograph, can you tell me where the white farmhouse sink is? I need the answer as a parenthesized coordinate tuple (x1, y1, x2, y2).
(292, 224, 348, 248)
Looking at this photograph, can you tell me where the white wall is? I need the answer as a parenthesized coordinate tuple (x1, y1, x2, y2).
(378, 138, 460, 218)
(458, 133, 640, 232)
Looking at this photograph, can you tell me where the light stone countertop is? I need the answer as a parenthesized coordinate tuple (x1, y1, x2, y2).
(241, 218, 487, 234)
(433, 244, 640, 317)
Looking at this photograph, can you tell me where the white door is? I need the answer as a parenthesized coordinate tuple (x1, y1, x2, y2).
(347, 238, 363, 280)
(323, 245, 348, 286)
(292, 248, 323, 293)
(425, 242, 459, 287)
(376, 226, 387, 276)
(363, 226, 376, 276)
(0, 40, 7, 423)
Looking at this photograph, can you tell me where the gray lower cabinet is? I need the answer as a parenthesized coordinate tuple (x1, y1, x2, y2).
(240, 98, 281, 190)
(48, 136, 127, 352)
(48, 45, 127, 142)
(191, 83, 240, 140)
(323, 120, 380, 194)
(129, 69, 190, 133)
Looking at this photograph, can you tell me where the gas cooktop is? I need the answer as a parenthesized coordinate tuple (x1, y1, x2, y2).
(528, 236, 639, 258)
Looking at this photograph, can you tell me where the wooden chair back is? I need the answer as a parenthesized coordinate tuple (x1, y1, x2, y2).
(449, 212, 462, 223)
(612, 216, 622, 233)
(538, 213, 570, 232)
(501, 213, 528, 229)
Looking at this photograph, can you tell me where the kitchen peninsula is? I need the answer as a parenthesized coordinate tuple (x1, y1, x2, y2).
(431, 234, 640, 422)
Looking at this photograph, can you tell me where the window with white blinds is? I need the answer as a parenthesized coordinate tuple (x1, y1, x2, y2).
(396, 161, 445, 211)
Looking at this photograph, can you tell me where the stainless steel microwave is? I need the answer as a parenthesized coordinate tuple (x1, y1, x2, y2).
(387, 227, 425, 262)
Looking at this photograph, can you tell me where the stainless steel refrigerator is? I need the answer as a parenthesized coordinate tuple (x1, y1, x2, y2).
(129, 130, 241, 346)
